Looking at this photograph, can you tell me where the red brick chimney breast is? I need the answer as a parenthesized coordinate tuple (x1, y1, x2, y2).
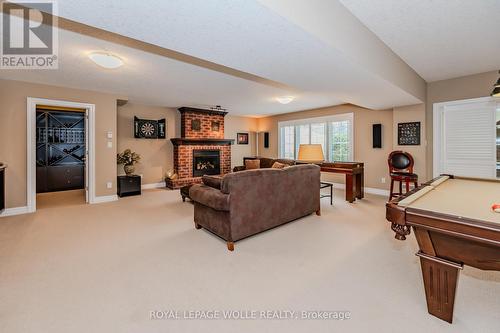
(167, 107, 234, 189)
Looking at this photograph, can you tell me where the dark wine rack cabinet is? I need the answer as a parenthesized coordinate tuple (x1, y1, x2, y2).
(36, 109, 86, 193)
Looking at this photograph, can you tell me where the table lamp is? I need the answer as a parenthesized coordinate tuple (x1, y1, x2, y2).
(297, 144, 324, 163)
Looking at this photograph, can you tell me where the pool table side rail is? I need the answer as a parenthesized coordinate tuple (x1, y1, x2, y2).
(405, 208, 500, 246)
(386, 176, 445, 240)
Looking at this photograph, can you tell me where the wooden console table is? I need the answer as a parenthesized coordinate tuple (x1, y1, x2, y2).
(319, 162, 364, 203)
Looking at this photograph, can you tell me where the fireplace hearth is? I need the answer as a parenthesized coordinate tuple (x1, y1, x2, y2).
(193, 150, 220, 177)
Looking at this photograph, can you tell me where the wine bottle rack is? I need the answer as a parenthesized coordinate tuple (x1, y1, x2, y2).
(36, 110, 86, 193)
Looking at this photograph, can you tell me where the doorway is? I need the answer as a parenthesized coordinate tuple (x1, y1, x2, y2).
(27, 98, 96, 212)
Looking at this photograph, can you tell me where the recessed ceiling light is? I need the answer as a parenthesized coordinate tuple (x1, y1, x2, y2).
(276, 96, 295, 104)
(88, 52, 124, 69)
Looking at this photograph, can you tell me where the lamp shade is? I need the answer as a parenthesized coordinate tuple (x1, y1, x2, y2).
(297, 144, 324, 162)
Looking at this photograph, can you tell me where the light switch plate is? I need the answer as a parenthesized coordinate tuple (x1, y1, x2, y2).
(106, 182, 112, 189)
(107, 141, 113, 148)
(107, 131, 113, 139)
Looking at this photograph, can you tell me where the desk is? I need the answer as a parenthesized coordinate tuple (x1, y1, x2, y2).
(386, 175, 500, 323)
(319, 162, 364, 203)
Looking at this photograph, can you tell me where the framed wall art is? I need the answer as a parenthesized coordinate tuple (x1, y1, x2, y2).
(237, 132, 249, 145)
(191, 119, 201, 131)
(211, 121, 220, 132)
(397, 122, 420, 146)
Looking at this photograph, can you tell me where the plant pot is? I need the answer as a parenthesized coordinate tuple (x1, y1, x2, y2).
(124, 164, 135, 176)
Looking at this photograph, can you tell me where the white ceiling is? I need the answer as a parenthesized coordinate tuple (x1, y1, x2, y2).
(1, 0, 429, 116)
(339, 0, 500, 82)
(1, 26, 339, 116)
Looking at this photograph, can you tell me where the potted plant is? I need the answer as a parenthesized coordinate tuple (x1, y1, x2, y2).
(117, 149, 141, 176)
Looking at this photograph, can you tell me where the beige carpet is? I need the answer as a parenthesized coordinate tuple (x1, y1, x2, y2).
(0, 188, 499, 333)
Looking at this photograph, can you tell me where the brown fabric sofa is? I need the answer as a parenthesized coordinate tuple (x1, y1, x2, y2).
(189, 164, 321, 251)
(232, 157, 296, 172)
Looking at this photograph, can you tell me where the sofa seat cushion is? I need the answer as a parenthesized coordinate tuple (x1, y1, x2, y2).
(189, 184, 230, 211)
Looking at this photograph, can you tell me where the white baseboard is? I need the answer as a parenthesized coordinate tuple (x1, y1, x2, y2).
(0, 206, 30, 217)
(142, 181, 166, 190)
(365, 187, 390, 197)
(326, 182, 389, 197)
(92, 195, 118, 204)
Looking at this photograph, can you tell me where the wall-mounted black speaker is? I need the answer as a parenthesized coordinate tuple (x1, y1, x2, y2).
(372, 124, 382, 148)
(263, 132, 269, 148)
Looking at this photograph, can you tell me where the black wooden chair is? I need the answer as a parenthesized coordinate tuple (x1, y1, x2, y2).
(388, 151, 418, 200)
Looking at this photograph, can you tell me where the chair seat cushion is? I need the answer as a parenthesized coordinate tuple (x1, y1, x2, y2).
(390, 172, 418, 180)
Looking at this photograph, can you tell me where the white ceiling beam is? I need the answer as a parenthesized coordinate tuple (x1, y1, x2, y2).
(257, 0, 426, 102)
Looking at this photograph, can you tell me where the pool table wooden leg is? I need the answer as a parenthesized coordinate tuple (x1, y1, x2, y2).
(417, 251, 463, 323)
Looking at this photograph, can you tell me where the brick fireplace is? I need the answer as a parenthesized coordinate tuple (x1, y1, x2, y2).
(166, 107, 234, 189)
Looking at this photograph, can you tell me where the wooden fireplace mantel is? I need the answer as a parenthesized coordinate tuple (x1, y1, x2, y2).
(170, 138, 235, 146)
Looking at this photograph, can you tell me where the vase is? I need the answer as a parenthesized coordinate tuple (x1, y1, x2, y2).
(124, 164, 135, 176)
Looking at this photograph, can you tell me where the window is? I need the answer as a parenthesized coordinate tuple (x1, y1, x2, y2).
(280, 125, 295, 159)
(278, 113, 353, 161)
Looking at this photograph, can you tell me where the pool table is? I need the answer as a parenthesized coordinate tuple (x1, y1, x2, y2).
(386, 175, 500, 323)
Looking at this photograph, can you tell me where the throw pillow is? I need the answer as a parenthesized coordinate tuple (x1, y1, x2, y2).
(202, 175, 222, 189)
(271, 161, 287, 169)
(245, 159, 260, 170)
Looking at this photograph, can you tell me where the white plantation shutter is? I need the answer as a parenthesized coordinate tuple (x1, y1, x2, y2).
(441, 101, 496, 178)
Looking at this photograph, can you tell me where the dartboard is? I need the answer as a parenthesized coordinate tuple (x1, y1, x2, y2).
(134, 116, 165, 139)
(141, 123, 156, 136)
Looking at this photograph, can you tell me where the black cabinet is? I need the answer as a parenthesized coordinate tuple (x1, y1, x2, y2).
(37, 165, 84, 192)
(117, 175, 141, 197)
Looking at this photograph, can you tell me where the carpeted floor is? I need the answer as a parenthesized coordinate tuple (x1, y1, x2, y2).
(0, 188, 498, 332)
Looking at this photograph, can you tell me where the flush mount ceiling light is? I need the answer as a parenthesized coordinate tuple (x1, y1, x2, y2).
(88, 52, 124, 69)
(491, 70, 500, 97)
(276, 96, 295, 104)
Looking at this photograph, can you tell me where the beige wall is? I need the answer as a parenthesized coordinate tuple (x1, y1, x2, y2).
(426, 71, 498, 178)
(116, 106, 258, 184)
(393, 104, 427, 181)
(117, 103, 177, 184)
(0, 79, 122, 208)
(256, 104, 394, 190)
(225, 115, 258, 167)
(0, 77, 259, 209)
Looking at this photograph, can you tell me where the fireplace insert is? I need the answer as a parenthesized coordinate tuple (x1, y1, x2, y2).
(193, 150, 220, 177)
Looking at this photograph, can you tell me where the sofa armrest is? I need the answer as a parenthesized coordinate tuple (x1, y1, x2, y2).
(202, 175, 222, 189)
(189, 184, 230, 211)
(232, 165, 246, 172)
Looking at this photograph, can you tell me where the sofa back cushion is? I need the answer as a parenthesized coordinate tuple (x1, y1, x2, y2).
(245, 159, 260, 170)
(275, 158, 296, 166)
(258, 158, 275, 168)
(271, 161, 287, 169)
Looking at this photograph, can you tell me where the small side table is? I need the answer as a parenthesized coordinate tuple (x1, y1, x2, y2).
(320, 181, 333, 205)
(180, 184, 193, 202)
(117, 175, 141, 197)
